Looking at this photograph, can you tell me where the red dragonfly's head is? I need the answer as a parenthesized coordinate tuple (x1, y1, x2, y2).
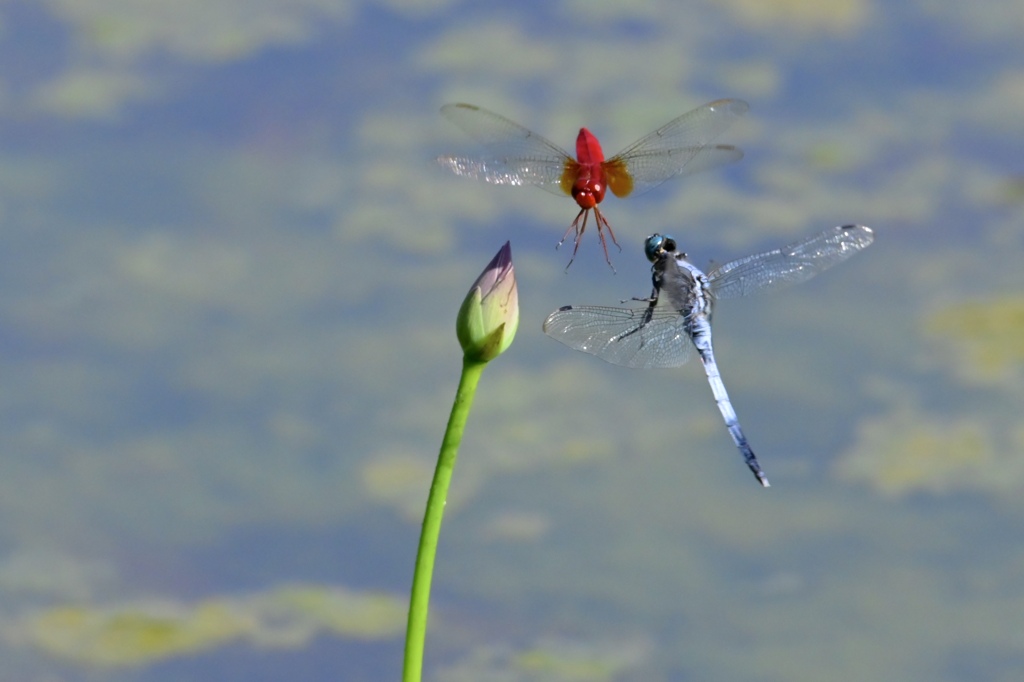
(571, 180, 603, 209)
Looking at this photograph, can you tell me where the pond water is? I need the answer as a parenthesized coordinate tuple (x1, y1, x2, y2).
(1, 1, 1023, 680)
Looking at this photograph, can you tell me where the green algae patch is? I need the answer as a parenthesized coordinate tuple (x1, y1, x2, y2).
(22, 584, 406, 668)
(252, 585, 408, 640)
(360, 452, 434, 520)
(513, 646, 625, 681)
(833, 409, 1017, 495)
(922, 296, 1024, 386)
(26, 600, 243, 666)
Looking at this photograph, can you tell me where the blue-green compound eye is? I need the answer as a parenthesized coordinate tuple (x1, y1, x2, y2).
(644, 234, 677, 262)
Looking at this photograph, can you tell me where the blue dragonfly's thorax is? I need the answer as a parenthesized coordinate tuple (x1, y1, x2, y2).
(650, 247, 713, 322)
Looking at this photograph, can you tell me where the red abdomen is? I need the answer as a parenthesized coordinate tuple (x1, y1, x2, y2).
(569, 128, 607, 209)
(575, 128, 605, 166)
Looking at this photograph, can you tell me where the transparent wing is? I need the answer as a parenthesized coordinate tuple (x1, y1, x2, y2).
(606, 99, 748, 196)
(542, 302, 693, 369)
(437, 103, 573, 196)
(709, 224, 874, 299)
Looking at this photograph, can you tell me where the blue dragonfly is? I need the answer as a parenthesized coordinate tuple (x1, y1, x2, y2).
(543, 224, 875, 487)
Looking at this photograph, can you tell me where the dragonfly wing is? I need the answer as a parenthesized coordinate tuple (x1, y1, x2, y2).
(438, 103, 573, 196)
(709, 224, 874, 299)
(605, 99, 748, 197)
(543, 303, 693, 369)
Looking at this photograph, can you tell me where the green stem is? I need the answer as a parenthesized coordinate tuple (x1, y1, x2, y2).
(402, 357, 487, 682)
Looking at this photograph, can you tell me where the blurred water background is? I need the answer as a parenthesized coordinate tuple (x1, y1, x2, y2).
(0, 1, 1023, 680)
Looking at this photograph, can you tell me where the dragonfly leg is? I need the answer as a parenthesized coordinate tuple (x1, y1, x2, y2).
(557, 209, 585, 249)
(592, 207, 620, 272)
(558, 209, 591, 271)
(610, 290, 661, 343)
(624, 286, 659, 304)
(555, 208, 619, 271)
(593, 207, 622, 252)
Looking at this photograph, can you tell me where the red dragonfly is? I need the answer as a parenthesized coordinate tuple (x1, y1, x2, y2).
(438, 99, 748, 269)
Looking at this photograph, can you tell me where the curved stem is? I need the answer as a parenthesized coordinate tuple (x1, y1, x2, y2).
(402, 357, 486, 682)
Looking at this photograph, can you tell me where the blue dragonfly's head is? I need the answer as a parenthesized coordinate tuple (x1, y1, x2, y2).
(644, 233, 678, 262)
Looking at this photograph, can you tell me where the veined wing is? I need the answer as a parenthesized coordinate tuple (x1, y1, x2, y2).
(709, 224, 874, 299)
(603, 99, 747, 198)
(438, 103, 573, 196)
(543, 302, 693, 369)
